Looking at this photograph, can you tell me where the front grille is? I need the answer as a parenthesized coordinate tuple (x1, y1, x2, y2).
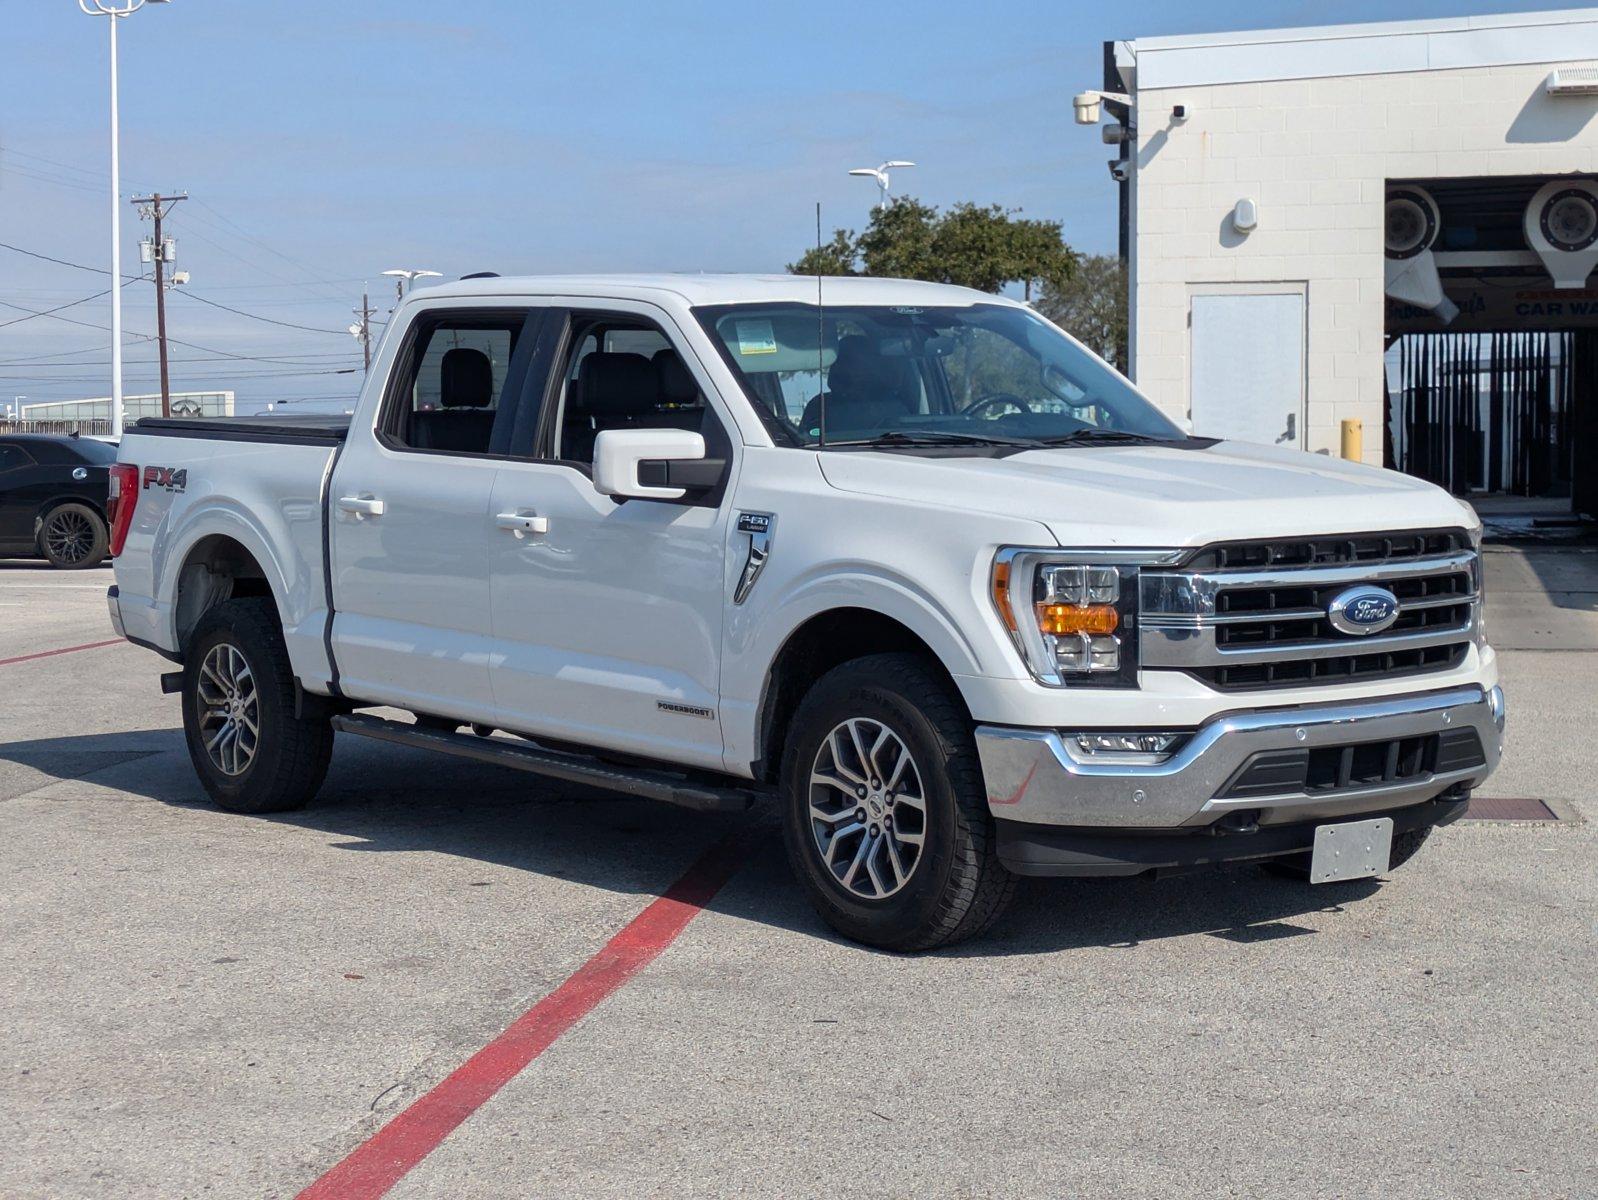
(1140, 528, 1480, 692)
(1219, 727, 1487, 800)
(1184, 528, 1471, 573)
(1203, 642, 1469, 691)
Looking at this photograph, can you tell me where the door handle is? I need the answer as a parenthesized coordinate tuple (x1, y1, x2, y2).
(495, 511, 549, 538)
(338, 495, 385, 519)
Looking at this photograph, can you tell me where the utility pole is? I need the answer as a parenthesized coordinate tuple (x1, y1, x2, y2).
(351, 286, 377, 374)
(132, 192, 186, 418)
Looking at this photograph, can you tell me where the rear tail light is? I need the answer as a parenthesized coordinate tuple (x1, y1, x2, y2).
(107, 463, 139, 557)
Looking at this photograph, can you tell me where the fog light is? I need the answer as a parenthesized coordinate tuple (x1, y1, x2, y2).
(1071, 731, 1186, 759)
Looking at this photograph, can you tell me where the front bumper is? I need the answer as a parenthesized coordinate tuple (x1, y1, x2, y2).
(975, 684, 1504, 830)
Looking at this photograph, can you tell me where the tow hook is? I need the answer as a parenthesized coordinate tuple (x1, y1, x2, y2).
(1214, 809, 1261, 835)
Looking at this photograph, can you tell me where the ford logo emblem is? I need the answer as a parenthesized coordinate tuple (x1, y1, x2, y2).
(1327, 586, 1400, 636)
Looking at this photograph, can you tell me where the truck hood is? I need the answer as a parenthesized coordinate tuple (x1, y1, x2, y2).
(816, 440, 1477, 548)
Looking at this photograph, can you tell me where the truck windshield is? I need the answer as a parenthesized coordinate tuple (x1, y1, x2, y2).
(695, 301, 1185, 449)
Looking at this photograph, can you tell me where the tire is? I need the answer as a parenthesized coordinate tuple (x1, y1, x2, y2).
(780, 653, 1016, 951)
(38, 502, 107, 569)
(182, 597, 333, 814)
(1261, 823, 1434, 880)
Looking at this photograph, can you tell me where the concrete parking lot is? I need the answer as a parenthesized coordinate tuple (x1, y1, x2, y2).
(2, 548, 1594, 1199)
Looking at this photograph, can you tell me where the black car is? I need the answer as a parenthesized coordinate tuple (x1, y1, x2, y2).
(0, 433, 117, 569)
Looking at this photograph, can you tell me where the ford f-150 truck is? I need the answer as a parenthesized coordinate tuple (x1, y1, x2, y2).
(106, 274, 1505, 950)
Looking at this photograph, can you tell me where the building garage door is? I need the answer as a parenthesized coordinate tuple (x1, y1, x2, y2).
(1190, 291, 1305, 448)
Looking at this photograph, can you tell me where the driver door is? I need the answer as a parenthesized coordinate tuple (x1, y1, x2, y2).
(485, 303, 735, 771)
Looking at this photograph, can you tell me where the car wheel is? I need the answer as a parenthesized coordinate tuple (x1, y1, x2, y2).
(182, 597, 334, 814)
(780, 652, 1016, 951)
(39, 502, 107, 569)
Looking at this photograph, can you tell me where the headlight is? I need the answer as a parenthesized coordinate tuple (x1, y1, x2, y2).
(992, 550, 1161, 688)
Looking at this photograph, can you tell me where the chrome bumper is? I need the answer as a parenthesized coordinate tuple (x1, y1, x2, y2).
(975, 685, 1504, 829)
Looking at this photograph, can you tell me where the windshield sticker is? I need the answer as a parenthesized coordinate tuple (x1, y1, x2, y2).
(734, 318, 778, 355)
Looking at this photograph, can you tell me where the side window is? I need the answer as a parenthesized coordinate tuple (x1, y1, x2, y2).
(0, 445, 33, 472)
(384, 313, 526, 455)
(545, 315, 712, 466)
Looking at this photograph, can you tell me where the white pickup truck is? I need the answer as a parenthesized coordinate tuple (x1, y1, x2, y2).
(106, 274, 1504, 949)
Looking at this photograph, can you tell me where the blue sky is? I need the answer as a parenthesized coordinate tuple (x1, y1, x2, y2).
(0, 0, 1577, 411)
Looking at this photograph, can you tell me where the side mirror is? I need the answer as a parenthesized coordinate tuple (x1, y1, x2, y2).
(593, 428, 719, 501)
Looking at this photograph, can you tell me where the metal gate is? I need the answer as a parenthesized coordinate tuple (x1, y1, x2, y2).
(1388, 331, 1596, 504)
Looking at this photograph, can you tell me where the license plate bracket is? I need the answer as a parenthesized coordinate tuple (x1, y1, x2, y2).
(1309, 817, 1394, 884)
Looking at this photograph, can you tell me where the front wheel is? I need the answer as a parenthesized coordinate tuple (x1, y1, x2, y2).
(39, 503, 107, 569)
(182, 597, 333, 814)
(780, 653, 1016, 951)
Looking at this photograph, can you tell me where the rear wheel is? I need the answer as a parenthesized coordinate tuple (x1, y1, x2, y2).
(780, 653, 1015, 951)
(39, 503, 107, 569)
(182, 597, 333, 814)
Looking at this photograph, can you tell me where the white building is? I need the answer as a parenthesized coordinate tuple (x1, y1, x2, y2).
(20, 391, 235, 426)
(1092, 8, 1598, 516)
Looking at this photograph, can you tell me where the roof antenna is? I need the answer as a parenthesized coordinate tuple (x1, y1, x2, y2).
(815, 201, 827, 448)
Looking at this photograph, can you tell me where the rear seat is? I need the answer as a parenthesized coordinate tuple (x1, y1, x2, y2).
(411, 347, 497, 453)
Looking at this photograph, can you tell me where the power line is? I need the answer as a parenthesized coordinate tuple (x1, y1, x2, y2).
(0, 280, 137, 331)
(172, 289, 347, 335)
(0, 238, 347, 335)
(0, 298, 357, 365)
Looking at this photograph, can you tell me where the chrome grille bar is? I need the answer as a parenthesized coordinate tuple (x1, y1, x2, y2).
(1139, 533, 1479, 690)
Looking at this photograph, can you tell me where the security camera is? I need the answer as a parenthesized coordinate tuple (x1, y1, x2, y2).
(1383, 185, 1458, 323)
(1073, 91, 1103, 125)
(1108, 160, 1129, 183)
(1525, 178, 1598, 288)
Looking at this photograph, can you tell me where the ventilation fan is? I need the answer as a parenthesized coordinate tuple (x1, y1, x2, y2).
(1525, 178, 1598, 288)
(1384, 185, 1458, 323)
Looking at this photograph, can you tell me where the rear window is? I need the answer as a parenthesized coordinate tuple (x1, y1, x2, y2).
(69, 439, 119, 464)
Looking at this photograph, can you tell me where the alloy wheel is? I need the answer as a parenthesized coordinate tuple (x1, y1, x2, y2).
(808, 717, 927, 899)
(43, 509, 95, 565)
(196, 643, 260, 776)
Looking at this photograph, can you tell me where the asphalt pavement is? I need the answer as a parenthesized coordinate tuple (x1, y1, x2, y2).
(1, 548, 1593, 1199)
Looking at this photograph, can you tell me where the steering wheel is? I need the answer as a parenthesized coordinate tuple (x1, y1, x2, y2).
(962, 392, 1036, 421)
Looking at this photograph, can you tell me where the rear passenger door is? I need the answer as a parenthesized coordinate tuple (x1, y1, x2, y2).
(485, 302, 735, 771)
(329, 304, 542, 720)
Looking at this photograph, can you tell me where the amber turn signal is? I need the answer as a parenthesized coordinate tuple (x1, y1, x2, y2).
(1036, 602, 1119, 637)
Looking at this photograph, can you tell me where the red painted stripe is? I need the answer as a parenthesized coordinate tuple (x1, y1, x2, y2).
(0, 638, 123, 668)
(297, 829, 754, 1200)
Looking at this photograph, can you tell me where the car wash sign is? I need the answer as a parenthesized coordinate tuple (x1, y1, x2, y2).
(1388, 284, 1598, 333)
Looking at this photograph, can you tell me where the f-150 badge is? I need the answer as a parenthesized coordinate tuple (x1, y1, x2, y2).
(734, 512, 773, 604)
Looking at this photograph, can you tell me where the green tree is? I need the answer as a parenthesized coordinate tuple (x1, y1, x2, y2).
(788, 197, 1077, 297)
(1036, 253, 1128, 371)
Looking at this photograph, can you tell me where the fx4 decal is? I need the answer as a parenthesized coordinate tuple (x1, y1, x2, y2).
(142, 465, 188, 493)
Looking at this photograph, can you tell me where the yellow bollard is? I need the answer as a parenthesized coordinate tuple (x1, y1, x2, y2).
(1340, 418, 1363, 462)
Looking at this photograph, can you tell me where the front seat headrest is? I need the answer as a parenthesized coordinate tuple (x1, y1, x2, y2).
(440, 348, 495, 408)
(653, 349, 700, 406)
(577, 352, 658, 416)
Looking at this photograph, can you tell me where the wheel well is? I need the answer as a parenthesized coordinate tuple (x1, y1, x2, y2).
(752, 608, 962, 783)
(174, 535, 273, 651)
(36, 495, 107, 532)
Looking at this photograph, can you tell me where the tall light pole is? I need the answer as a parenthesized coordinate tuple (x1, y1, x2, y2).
(79, 0, 170, 440)
(848, 160, 916, 211)
(382, 268, 442, 302)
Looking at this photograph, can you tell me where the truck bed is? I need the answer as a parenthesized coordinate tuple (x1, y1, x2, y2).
(132, 413, 350, 444)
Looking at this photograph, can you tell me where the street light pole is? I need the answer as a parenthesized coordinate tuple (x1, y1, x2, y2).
(848, 160, 916, 211)
(79, 0, 170, 439)
(382, 268, 443, 302)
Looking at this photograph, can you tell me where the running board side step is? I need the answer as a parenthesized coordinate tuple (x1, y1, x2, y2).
(331, 713, 760, 813)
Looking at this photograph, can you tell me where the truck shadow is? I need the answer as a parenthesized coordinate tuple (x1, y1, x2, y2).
(0, 727, 1384, 957)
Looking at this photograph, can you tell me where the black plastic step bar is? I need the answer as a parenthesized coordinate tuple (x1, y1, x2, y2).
(331, 713, 760, 814)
